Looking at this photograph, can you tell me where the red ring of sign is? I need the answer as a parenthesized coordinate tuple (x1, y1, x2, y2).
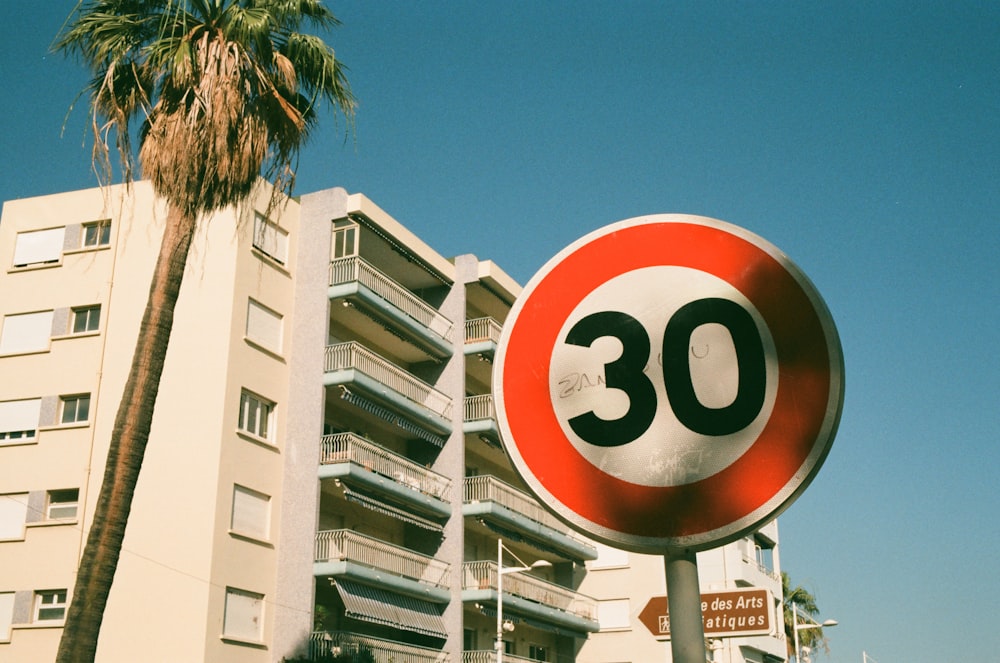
(498, 219, 839, 545)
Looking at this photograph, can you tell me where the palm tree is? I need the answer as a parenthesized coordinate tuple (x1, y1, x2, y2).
(782, 572, 830, 662)
(53, 1, 354, 660)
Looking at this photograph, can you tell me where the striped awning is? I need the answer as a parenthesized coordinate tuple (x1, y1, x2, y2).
(333, 579, 447, 639)
(343, 486, 444, 532)
(340, 388, 447, 447)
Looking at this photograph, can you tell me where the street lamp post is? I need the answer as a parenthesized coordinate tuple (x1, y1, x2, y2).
(496, 538, 550, 663)
(792, 601, 838, 663)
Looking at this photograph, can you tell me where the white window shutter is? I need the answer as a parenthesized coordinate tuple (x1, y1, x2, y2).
(0, 399, 42, 436)
(0, 311, 54, 354)
(0, 494, 29, 539)
(246, 300, 282, 352)
(12, 228, 65, 267)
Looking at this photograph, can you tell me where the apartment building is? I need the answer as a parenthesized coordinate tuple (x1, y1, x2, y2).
(578, 521, 787, 663)
(0, 182, 600, 663)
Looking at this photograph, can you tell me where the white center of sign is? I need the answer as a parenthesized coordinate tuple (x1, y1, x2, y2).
(548, 266, 779, 487)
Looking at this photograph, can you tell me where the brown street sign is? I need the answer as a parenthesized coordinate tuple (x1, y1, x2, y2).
(638, 588, 772, 639)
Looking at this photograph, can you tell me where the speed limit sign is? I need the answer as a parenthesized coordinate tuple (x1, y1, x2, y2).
(493, 215, 844, 553)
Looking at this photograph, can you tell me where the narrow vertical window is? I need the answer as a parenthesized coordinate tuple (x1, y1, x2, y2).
(238, 390, 273, 441)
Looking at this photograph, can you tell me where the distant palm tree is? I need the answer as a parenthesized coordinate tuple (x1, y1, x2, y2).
(53, 1, 353, 660)
(782, 572, 830, 661)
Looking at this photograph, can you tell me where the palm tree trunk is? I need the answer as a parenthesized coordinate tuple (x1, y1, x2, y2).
(56, 205, 197, 663)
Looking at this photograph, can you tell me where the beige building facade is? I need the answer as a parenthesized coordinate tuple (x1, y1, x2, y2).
(0, 182, 601, 662)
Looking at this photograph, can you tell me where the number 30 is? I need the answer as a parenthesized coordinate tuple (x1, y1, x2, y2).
(564, 298, 766, 447)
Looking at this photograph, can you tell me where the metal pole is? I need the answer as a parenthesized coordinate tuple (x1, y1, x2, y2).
(664, 550, 707, 663)
(792, 602, 800, 663)
(496, 537, 503, 663)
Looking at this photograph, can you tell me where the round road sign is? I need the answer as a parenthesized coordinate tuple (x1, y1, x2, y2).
(493, 215, 844, 553)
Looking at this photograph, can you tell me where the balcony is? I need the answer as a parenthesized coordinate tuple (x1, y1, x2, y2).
(464, 653, 536, 663)
(464, 317, 502, 356)
(464, 317, 502, 389)
(462, 561, 599, 635)
(325, 342, 452, 443)
(319, 433, 452, 519)
(315, 529, 451, 602)
(311, 631, 449, 663)
(330, 256, 453, 359)
(463, 476, 597, 563)
(463, 395, 500, 446)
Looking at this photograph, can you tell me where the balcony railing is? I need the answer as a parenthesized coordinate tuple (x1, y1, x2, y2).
(464, 476, 569, 535)
(325, 341, 453, 419)
(463, 561, 598, 621)
(465, 317, 502, 345)
(464, 395, 496, 423)
(315, 529, 451, 589)
(464, 652, 536, 663)
(742, 551, 780, 582)
(330, 256, 454, 342)
(311, 631, 448, 663)
(320, 432, 452, 500)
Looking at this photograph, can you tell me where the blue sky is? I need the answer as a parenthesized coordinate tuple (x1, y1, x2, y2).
(2, 2, 998, 662)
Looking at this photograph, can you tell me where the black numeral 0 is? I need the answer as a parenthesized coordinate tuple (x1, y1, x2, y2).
(563, 299, 766, 446)
(662, 298, 765, 436)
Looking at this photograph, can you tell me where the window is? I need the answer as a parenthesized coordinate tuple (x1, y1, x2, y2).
(12, 227, 65, 267)
(0, 398, 41, 443)
(238, 391, 273, 441)
(34, 590, 68, 623)
(0, 493, 29, 539)
(751, 533, 776, 574)
(0, 592, 14, 640)
(60, 394, 91, 425)
(253, 213, 288, 264)
(0, 310, 53, 354)
(529, 645, 548, 661)
(598, 599, 632, 631)
(231, 485, 271, 540)
(82, 220, 111, 248)
(332, 220, 358, 259)
(71, 305, 101, 334)
(223, 587, 264, 641)
(246, 299, 282, 353)
(46, 489, 79, 520)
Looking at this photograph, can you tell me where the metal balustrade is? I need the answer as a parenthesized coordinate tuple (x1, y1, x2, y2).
(464, 394, 496, 423)
(320, 432, 452, 500)
(463, 475, 569, 535)
(330, 256, 454, 341)
(465, 317, 502, 345)
(463, 652, 536, 663)
(310, 631, 449, 663)
(462, 561, 598, 621)
(315, 529, 451, 589)
(325, 341, 453, 419)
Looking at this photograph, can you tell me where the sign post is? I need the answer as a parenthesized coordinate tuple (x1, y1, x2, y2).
(494, 215, 844, 663)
